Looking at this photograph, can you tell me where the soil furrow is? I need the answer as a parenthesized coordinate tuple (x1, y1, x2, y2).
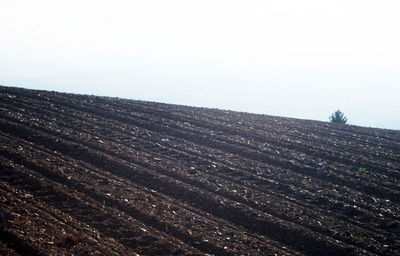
(0, 180, 136, 256)
(2, 98, 398, 216)
(1, 85, 399, 255)
(0, 107, 398, 252)
(0, 158, 204, 256)
(3, 91, 398, 191)
(1, 101, 399, 248)
(0, 120, 371, 255)
(0, 135, 293, 255)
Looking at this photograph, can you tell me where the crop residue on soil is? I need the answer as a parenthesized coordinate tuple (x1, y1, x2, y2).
(0, 85, 399, 255)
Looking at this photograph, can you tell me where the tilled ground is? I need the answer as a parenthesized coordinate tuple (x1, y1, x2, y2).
(0, 85, 399, 255)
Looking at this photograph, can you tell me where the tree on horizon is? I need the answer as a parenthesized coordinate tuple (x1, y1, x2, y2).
(329, 110, 347, 124)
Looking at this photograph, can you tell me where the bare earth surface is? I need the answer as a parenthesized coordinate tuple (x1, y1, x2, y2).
(0, 85, 399, 255)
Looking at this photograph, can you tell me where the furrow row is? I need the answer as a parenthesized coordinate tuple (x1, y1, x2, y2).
(0, 133, 293, 255)
(0, 117, 371, 255)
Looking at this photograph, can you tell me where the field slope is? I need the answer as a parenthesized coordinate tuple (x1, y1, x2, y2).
(0, 85, 399, 255)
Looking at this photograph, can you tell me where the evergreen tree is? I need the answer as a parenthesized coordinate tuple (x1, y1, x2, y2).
(329, 110, 347, 124)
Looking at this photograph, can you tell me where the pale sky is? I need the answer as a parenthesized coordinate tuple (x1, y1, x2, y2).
(1, 0, 399, 129)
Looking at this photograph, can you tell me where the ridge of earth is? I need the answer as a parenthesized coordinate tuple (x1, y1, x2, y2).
(0, 85, 399, 255)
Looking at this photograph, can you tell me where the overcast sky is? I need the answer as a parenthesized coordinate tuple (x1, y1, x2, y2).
(1, 0, 399, 129)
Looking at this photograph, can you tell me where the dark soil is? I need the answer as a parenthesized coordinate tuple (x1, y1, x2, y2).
(0, 85, 399, 255)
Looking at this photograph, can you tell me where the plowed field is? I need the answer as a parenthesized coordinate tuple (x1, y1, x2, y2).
(0, 85, 399, 255)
